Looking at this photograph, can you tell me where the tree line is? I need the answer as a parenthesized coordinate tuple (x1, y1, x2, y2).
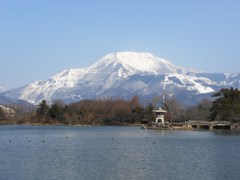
(1, 88, 240, 125)
(34, 96, 146, 125)
(209, 87, 240, 121)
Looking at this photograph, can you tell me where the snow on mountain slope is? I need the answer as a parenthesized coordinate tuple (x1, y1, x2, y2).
(221, 73, 240, 87)
(0, 85, 12, 93)
(90, 52, 178, 75)
(49, 68, 89, 89)
(164, 74, 215, 94)
(4, 51, 239, 105)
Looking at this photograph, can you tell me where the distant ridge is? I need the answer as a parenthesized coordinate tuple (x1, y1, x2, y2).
(0, 94, 34, 109)
(3, 51, 240, 105)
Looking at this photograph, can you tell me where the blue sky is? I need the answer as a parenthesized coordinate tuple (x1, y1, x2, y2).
(0, 0, 240, 87)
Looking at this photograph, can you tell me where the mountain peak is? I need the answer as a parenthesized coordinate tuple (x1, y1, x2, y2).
(4, 51, 238, 105)
(92, 51, 178, 75)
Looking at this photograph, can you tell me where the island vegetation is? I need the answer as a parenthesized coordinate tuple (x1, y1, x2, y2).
(0, 88, 240, 126)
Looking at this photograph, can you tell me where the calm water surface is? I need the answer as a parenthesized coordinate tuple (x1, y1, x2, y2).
(0, 125, 240, 180)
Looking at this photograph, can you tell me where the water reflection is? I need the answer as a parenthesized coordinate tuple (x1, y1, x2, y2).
(212, 129, 240, 136)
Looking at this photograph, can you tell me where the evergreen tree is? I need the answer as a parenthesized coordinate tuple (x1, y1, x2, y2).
(36, 100, 49, 117)
(146, 103, 154, 122)
(209, 87, 240, 121)
(0, 107, 6, 120)
(48, 100, 65, 121)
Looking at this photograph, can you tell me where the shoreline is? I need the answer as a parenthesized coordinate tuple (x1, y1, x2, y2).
(1, 119, 240, 131)
(142, 125, 240, 131)
(1, 121, 240, 132)
(0, 120, 143, 127)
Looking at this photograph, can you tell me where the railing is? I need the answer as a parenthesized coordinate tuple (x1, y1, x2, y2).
(187, 120, 233, 126)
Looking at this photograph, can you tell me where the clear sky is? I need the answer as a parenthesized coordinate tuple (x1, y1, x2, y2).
(0, 0, 240, 87)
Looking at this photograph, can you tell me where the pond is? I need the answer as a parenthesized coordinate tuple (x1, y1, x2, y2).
(0, 125, 240, 180)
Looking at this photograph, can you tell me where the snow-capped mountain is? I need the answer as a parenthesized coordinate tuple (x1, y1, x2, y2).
(3, 52, 240, 105)
(0, 85, 12, 93)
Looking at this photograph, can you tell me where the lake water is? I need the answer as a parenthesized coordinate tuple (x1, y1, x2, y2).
(0, 126, 240, 180)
